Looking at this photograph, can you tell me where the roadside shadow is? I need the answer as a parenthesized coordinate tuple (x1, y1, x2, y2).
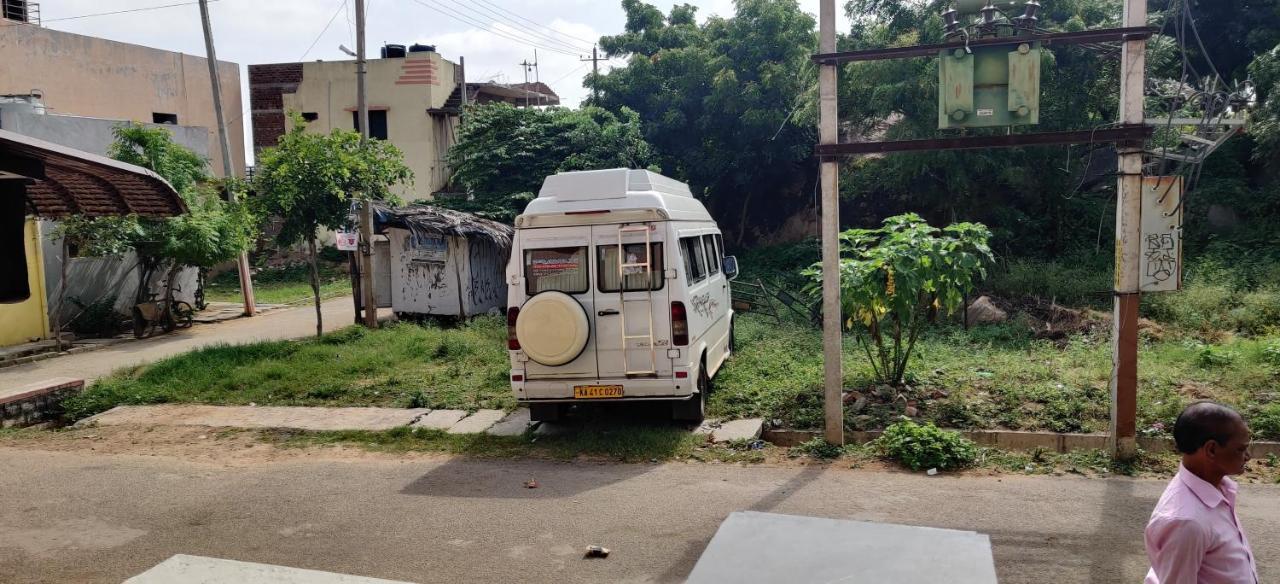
(399, 456, 659, 499)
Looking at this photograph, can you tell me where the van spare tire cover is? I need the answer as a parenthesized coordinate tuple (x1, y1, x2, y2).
(517, 291, 590, 366)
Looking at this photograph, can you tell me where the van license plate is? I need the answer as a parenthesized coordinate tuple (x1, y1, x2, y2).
(574, 385, 624, 399)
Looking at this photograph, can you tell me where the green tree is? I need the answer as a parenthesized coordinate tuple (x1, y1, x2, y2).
(806, 214, 993, 386)
(596, 0, 819, 244)
(253, 114, 412, 335)
(57, 124, 255, 310)
(444, 103, 653, 222)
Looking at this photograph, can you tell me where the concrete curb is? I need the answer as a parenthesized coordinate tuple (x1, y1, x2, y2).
(762, 428, 1280, 457)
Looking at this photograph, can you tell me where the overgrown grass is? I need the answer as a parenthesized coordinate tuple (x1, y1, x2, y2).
(63, 318, 513, 420)
(264, 424, 763, 464)
(206, 261, 351, 305)
(710, 313, 1280, 439)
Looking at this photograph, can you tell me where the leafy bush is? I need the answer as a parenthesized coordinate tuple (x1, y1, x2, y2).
(984, 257, 1112, 308)
(66, 296, 121, 338)
(1263, 339, 1280, 368)
(1191, 342, 1239, 368)
(1143, 258, 1280, 335)
(874, 420, 977, 471)
(789, 437, 845, 460)
(1250, 403, 1280, 441)
(805, 214, 993, 386)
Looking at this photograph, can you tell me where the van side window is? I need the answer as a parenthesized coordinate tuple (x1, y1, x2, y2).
(680, 237, 706, 283)
(525, 247, 589, 295)
(703, 235, 719, 276)
(599, 243, 664, 292)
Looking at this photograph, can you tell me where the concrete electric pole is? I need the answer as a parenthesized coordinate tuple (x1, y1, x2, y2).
(1109, 0, 1147, 460)
(581, 45, 601, 103)
(198, 0, 256, 317)
(355, 0, 378, 328)
(818, 0, 843, 446)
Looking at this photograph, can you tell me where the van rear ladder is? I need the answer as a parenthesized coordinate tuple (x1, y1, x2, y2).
(616, 225, 658, 376)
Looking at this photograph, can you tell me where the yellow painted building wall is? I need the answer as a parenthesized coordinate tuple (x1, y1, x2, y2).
(0, 219, 49, 346)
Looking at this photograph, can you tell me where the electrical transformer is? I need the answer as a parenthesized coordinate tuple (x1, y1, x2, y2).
(938, 1, 1043, 129)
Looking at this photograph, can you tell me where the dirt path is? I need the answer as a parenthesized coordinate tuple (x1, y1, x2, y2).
(0, 297, 359, 391)
(3, 428, 1280, 583)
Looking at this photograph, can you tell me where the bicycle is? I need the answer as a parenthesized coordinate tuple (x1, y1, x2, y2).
(132, 289, 195, 339)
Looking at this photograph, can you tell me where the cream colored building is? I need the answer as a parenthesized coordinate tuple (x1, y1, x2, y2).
(0, 24, 246, 177)
(251, 48, 558, 201)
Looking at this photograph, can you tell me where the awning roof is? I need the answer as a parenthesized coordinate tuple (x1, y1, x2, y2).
(0, 129, 186, 218)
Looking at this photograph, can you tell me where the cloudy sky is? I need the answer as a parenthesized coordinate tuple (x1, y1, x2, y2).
(39, 0, 849, 161)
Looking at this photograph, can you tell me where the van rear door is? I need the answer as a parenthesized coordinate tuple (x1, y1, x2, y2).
(591, 224, 672, 380)
(518, 227, 598, 379)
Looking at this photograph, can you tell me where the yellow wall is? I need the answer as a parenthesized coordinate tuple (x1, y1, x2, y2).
(0, 26, 246, 177)
(283, 54, 458, 200)
(0, 219, 49, 347)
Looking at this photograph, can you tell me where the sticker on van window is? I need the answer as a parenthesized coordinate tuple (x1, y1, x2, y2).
(530, 256, 582, 276)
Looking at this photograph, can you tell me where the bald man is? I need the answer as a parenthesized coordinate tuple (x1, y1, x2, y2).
(1145, 401, 1258, 584)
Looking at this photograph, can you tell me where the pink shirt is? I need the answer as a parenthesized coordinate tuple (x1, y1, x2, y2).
(1145, 465, 1258, 584)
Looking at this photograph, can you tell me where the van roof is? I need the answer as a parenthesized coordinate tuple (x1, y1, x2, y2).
(517, 169, 714, 226)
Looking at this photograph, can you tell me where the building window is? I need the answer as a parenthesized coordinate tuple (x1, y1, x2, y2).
(352, 110, 388, 140)
(0, 194, 30, 303)
(152, 113, 178, 125)
(301, 112, 319, 122)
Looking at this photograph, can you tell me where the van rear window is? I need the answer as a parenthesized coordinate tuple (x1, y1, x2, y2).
(599, 243, 664, 292)
(525, 247, 589, 295)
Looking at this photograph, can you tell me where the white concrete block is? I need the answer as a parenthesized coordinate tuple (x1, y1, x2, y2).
(126, 554, 417, 583)
(711, 419, 763, 443)
(447, 409, 507, 434)
(484, 408, 538, 436)
(412, 409, 467, 430)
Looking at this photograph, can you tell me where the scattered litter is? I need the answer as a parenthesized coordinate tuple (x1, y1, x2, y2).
(584, 545, 610, 558)
(523, 479, 539, 489)
(926, 468, 938, 476)
(199, 434, 208, 440)
(1024, 465, 1035, 472)
(248, 402, 257, 407)
(746, 439, 767, 451)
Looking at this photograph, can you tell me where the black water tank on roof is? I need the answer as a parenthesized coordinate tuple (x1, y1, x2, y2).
(381, 44, 406, 58)
(409, 44, 435, 53)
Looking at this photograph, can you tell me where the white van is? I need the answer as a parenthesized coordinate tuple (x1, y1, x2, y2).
(505, 169, 738, 422)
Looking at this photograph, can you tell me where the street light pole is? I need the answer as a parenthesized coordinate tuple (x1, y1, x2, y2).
(1109, 0, 1147, 460)
(818, 0, 843, 446)
(198, 0, 256, 317)
(355, 0, 377, 328)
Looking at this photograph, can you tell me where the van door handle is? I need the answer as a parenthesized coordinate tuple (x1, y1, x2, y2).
(598, 309, 620, 316)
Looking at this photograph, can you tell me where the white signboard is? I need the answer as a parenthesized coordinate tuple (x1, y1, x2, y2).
(407, 233, 447, 263)
(334, 231, 359, 251)
(1139, 176, 1183, 293)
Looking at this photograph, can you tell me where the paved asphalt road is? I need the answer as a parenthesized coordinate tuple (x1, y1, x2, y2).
(0, 297, 360, 390)
(3, 446, 1280, 583)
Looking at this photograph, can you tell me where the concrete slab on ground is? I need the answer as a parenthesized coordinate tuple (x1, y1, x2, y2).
(125, 554, 417, 584)
(693, 419, 721, 436)
(447, 410, 507, 434)
(485, 408, 537, 436)
(79, 405, 429, 432)
(709, 419, 763, 443)
(412, 409, 467, 430)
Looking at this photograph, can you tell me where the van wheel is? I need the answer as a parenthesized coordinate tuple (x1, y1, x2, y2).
(673, 367, 709, 422)
(530, 403, 566, 423)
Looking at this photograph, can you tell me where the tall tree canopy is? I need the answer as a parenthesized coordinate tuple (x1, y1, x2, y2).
(596, 0, 819, 244)
(444, 103, 653, 221)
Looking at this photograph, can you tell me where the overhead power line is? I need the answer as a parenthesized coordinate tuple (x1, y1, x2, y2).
(407, 0, 579, 57)
(472, 0, 597, 47)
(462, 0, 593, 52)
(298, 0, 348, 61)
(446, 0, 587, 53)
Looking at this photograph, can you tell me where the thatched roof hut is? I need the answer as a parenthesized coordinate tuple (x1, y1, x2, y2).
(373, 203, 512, 247)
(372, 203, 513, 318)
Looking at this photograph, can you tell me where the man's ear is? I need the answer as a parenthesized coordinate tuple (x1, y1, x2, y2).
(1204, 440, 1220, 459)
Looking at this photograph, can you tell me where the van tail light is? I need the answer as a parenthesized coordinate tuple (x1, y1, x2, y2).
(507, 307, 521, 350)
(671, 302, 689, 346)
